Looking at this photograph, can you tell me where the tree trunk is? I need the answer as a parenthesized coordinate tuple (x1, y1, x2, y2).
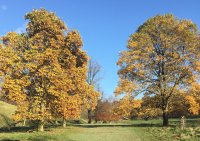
(88, 109, 92, 124)
(23, 119, 26, 126)
(55, 120, 58, 125)
(162, 97, 169, 127)
(162, 111, 169, 126)
(38, 99, 45, 131)
(38, 121, 44, 132)
(63, 118, 66, 128)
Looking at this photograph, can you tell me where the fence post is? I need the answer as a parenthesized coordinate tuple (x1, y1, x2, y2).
(180, 116, 186, 130)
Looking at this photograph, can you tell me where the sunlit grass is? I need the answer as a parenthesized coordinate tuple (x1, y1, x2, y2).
(0, 101, 16, 128)
(0, 118, 199, 141)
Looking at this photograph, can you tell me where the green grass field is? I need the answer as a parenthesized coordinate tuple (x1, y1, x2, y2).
(0, 101, 200, 141)
(0, 101, 16, 128)
(0, 119, 199, 141)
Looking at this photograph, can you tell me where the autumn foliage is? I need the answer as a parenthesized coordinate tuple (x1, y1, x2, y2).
(95, 100, 122, 122)
(0, 9, 99, 131)
(0, 9, 200, 131)
(116, 14, 200, 126)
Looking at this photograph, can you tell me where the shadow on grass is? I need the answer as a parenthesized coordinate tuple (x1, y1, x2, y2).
(2, 118, 199, 133)
(0, 120, 61, 133)
(0, 123, 163, 134)
(27, 136, 57, 141)
(0, 136, 57, 141)
(71, 123, 164, 128)
(0, 140, 20, 141)
(0, 126, 35, 133)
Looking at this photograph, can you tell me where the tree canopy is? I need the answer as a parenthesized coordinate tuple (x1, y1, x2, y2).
(0, 9, 99, 131)
(116, 14, 200, 126)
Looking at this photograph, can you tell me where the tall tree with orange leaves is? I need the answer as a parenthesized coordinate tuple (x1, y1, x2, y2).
(116, 14, 200, 126)
(0, 9, 98, 131)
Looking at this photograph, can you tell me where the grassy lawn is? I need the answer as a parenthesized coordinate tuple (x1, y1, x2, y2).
(0, 126, 141, 141)
(0, 119, 199, 141)
(0, 101, 200, 141)
(0, 101, 16, 128)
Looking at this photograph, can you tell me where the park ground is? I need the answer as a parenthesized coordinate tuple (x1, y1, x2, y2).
(0, 119, 200, 141)
(0, 101, 200, 141)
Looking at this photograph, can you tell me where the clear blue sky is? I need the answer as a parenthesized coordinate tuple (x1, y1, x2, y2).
(0, 0, 199, 98)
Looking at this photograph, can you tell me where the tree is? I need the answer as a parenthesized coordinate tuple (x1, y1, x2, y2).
(137, 96, 162, 120)
(0, 9, 93, 131)
(86, 59, 101, 123)
(116, 14, 200, 126)
(51, 30, 90, 127)
(167, 90, 198, 117)
(185, 83, 200, 115)
(95, 99, 121, 122)
(0, 32, 31, 126)
(113, 95, 142, 119)
(87, 59, 101, 86)
(138, 90, 199, 119)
